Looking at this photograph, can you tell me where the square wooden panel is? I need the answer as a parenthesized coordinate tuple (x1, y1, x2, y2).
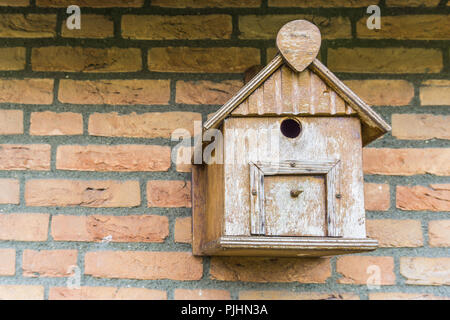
(250, 160, 341, 237)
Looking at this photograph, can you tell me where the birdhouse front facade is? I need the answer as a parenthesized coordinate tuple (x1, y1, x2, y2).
(192, 20, 391, 257)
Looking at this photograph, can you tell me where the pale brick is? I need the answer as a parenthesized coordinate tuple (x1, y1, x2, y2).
(392, 114, 450, 140)
(62, 15, 113, 38)
(337, 256, 395, 285)
(37, 0, 144, 7)
(0, 179, 20, 204)
(30, 111, 83, 136)
(174, 217, 192, 244)
(428, 220, 450, 247)
(85, 251, 203, 280)
(364, 183, 390, 211)
(0, 110, 23, 135)
(22, 249, 77, 277)
(363, 148, 450, 176)
(400, 257, 450, 285)
(49, 287, 166, 300)
(420, 80, 450, 105)
(239, 291, 359, 300)
(147, 180, 191, 208)
(0, 47, 26, 70)
(344, 80, 414, 106)
(148, 47, 260, 73)
(0, 285, 44, 300)
(397, 184, 450, 212)
(366, 220, 423, 247)
(0, 249, 15, 276)
(174, 289, 231, 300)
(0, 14, 56, 38)
(25, 179, 140, 207)
(152, 0, 261, 7)
(51, 214, 169, 243)
(174, 146, 193, 173)
(176, 80, 242, 105)
(0, 214, 49, 241)
(56, 145, 171, 172)
(210, 257, 331, 283)
(369, 292, 449, 300)
(59, 80, 170, 105)
(0, 144, 51, 170)
(0, 79, 54, 104)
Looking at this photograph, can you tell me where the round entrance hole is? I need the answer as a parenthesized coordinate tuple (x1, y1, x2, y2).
(280, 118, 302, 138)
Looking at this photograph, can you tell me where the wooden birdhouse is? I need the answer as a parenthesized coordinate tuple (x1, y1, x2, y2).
(191, 20, 391, 257)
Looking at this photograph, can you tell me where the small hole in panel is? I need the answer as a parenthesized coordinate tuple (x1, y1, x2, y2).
(280, 118, 302, 138)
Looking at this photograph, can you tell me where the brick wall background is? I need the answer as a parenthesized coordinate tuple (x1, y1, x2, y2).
(0, 0, 448, 300)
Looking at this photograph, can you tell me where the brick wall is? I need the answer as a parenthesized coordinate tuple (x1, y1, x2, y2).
(0, 0, 448, 300)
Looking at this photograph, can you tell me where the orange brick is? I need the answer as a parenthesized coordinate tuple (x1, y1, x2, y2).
(369, 292, 449, 300)
(0, 179, 20, 204)
(88, 112, 201, 138)
(420, 80, 450, 105)
(51, 214, 169, 243)
(37, 0, 144, 7)
(49, 287, 166, 300)
(25, 179, 140, 207)
(268, 0, 373, 7)
(152, 0, 261, 7)
(366, 220, 423, 247)
(364, 183, 390, 211)
(148, 47, 260, 73)
(336, 256, 395, 285)
(174, 146, 193, 173)
(0, 110, 23, 134)
(30, 111, 83, 136)
(147, 180, 191, 208)
(386, 0, 440, 6)
(0, 213, 49, 241)
(328, 48, 443, 73)
(32, 47, 141, 72)
(56, 145, 171, 172)
(0, 14, 56, 38)
(59, 80, 170, 105)
(0, 285, 44, 300)
(357, 15, 449, 40)
(363, 148, 450, 176)
(0, 249, 15, 275)
(174, 289, 230, 300)
(0, 144, 51, 170)
(22, 249, 77, 277)
(176, 80, 242, 105)
(344, 80, 414, 106)
(210, 257, 331, 283)
(428, 220, 450, 247)
(122, 15, 232, 40)
(239, 15, 351, 39)
(0, 0, 29, 6)
(85, 251, 203, 280)
(174, 217, 192, 243)
(0, 79, 53, 104)
(392, 114, 450, 140)
(62, 15, 113, 38)
(0, 47, 26, 70)
(397, 184, 450, 211)
(400, 257, 450, 285)
(239, 291, 359, 300)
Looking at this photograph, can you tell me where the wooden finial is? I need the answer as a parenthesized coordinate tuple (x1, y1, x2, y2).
(276, 20, 321, 72)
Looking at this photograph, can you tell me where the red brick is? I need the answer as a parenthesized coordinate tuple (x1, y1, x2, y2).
(328, 48, 443, 73)
(148, 47, 260, 73)
(0, 79, 53, 104)
(344, 80, 414, 106)
(22, 249, 77, 277)
(0, 110, 23, 134)
(0, 285, 44, 300)
(25, 180, 140, 207)
(30, 111, 83, 136)
(37, 0, 144, 7)
(0, 179, 20, 204)
(51, 214, 169, 243)
(49, 287, 166, 300)
(392, 114, 450, 140)
(56, 145, 171, 172)
(0, 249, 15, 275)
(0, 213, 49, 241)
(122, 15, 232, 40)
(369, 292, 449, 300)
(268, 0, 373, 7)
(364, 183, 390, 211)
(85, 251, 203, 280)
(59, 80, 170, 105)
(0, 47, 26, 70)
(366, 220, 423, 247)
(397, 184, 450, 212)
(174, 217, 192, 243)
(363, 148, 450, 176)
(176, 80, 242, 105)
(400, 257, 450, 285)
(336, 256, 395, 285)
(62, 15, 113, 38)
(420, 80, 450, 106)
(32, 47, 141, 72)
(147, 180, 191, 208)
(152, 0, 260, 7)
(0, 14, 56, 38)
(239, 291, 359, 300)
(210, 257, 331, 283)
(174, 289, 231, 300)
(0, 144, 51, 170)
(0, 0, 29, 6)
(88, 112, 202, 138)
(428, 220, 450, 247)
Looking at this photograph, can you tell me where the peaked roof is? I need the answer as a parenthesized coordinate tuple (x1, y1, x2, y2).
(204, 54, 391, 146)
